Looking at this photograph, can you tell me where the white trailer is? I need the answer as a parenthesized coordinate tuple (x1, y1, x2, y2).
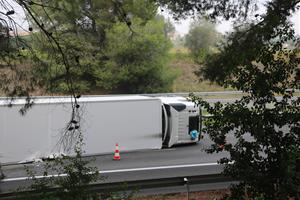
(0, 95, 201, 164)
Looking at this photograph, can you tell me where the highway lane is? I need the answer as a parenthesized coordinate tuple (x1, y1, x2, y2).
(0, 134, 233, 195)
(0, 163, 228, 193)
(0, 95, 285, 179)
(1, 133, 229, 179)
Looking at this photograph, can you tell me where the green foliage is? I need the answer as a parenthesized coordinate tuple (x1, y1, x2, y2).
(169, 47, 232, 92)
(156, 15, 175, 38)
(190, 0, 300, 199)
(185, 20, 219, 63)
(29, 0, 174, 94)
(163, 17, 175, 37)
(99, 18, 174, 93)
(0, 24, 9, 52)
(18, 148, 137, 200)
(0, 18, 37, 97)
(172, 36, 185, 48)
(157, 0, 258, 20)
(19, 149, 101, 200)
(191, 90, 300, 199)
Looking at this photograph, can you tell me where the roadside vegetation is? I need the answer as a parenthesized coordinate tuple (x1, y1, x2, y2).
(169, 19, 231, 93)
(187, 1, 300, 199)
(169, 47, 232, 92)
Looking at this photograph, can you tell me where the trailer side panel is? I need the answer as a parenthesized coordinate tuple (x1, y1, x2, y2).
(0, 96, 162, 164)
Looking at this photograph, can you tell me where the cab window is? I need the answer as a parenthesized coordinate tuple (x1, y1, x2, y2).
(189, 116, 199, 132)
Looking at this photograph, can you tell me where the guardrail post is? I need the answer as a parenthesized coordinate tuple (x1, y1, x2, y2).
(183, 177, 190, 200)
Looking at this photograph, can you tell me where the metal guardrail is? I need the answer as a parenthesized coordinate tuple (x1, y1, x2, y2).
(144, 89, 300, 97)
(144, 91, 244, 97)
(1, 90, 299, 101)
(88, 173, 234, 194)
(0, 173, 234, 199)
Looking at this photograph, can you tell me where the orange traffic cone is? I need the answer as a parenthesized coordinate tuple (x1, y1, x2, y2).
(113, 143, 121, 160)
(218, 139, 227, 150)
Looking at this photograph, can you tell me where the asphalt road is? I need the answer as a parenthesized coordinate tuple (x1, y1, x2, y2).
(2, 133, 229, 178)
(0, 133, 234, 195)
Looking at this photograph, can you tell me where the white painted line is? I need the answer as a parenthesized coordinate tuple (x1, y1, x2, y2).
(100, 162, 219, 173)
(1, 162, 219, 183)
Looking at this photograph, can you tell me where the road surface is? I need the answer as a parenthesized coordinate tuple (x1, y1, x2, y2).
(1, 134, 233, 196)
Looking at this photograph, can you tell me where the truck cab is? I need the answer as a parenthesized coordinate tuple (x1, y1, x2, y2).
(159, 97, 201, 148)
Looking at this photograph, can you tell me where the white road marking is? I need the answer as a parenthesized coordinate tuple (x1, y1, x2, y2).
(1, 162, 219, 183)
(100, 162, 219, 173)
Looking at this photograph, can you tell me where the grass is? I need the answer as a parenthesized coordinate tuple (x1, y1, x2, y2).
(168, 48, 300, 97)
(169, 47, 232, 93)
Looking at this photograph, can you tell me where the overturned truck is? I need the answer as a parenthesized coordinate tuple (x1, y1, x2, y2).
(0, 95, 201, 164)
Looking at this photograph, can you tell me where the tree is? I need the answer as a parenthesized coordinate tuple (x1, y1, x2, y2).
(157, 0, 258, 20)
(0, 1, 175, 193)
(28, 0, 174, 94)
(0, 0, 104, 185)
(184, 20, 219, 62)
(185, 0, 300, 199)
(21, 147, 101, 200)
(163, 17, 175, 38)
(98, 19, 174, 93)
(158, 0, 300, 199)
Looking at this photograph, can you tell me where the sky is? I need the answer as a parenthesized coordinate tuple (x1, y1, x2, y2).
(3, 0, 300, 36)
(163, 4, 300, 36)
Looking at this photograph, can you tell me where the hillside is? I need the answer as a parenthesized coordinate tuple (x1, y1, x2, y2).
(0, 47, 230, 97)
(169, 48, 230, 92)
